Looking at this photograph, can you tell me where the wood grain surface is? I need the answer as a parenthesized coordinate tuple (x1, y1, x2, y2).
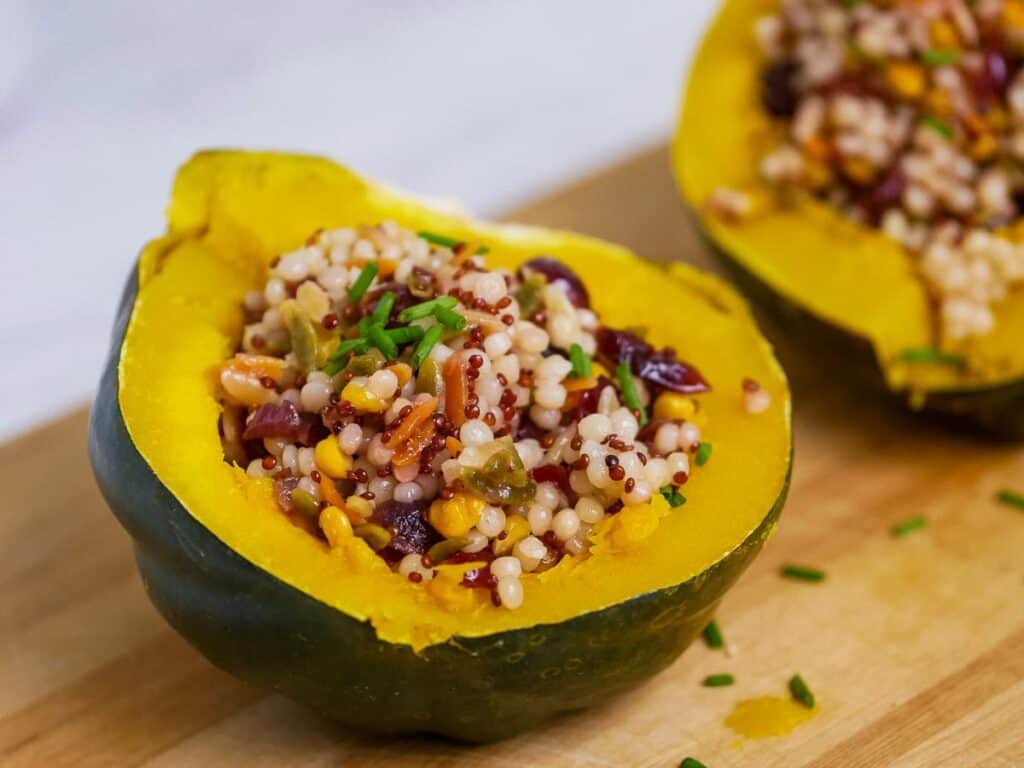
(2, 146, 1023, 767)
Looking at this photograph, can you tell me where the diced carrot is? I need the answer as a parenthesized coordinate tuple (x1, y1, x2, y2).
(385, 396, 438, 449)
(222, 354, 288, 382)
(392, 419, 436, 467)
(319, 475, 347, 509)
(387, 362, 413, 387)
(564, 375, 598, 393)
(443, 353, 469, 427)
(445, 436, 463, 457)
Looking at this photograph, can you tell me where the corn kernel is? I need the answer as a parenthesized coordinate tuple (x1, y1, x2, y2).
(926, 88, 952, 117)
(929, 19, 959, 49)
(428, 493, 484, 538)
(344, 495, 372, 524)
(970, 133, 998, 161)
(341, 381, 387, 413)
(314, 436, 352, 479)
(803, 159, 833, 190)
(653, 392, 697, 421)
(887, 61, 925, 99)
(1006, 0, 1024, 29)
(387, 362, 413, 387)
(493, 514, 531, 555)
(320, 505, 353, 547)
(841, 157, 876, 185)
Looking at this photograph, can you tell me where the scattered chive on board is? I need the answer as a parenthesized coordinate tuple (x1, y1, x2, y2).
(890, 515, 927, 537)
(780, 564, 826, 583)
(347, 262, 378, 302)
(695, 441, 712, 466)
(417, 229, 490, 254)
(789, 674, 815, 709)
(702, 620, 724, 649)
(679, 758, 707, 768)
(569, 343, 592, 378)
(702, 673, 734, 687)
(616, 362, 648, 426)
(898, 347, 966, 367)
(996, 490, 1024, 511)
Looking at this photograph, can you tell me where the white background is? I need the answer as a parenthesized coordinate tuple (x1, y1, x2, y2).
(0, 0, 718, 440)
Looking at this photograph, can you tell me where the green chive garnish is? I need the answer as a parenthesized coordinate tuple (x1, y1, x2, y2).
(322, 338, 369, 374)
(348, 262, 379, 302)
(418, 229, 490, 254)
(780, 564, 826, 583)
(384, 326, 425, 345)
(357, 316, 374, 337)
(366, 324, 397, 360)
(702, 620, 724, 649)
(410, 324, 444, 370)
(397, 295, 459, 323)
(789, 675, 815, 709)
(898, 347, 966, 368)
(616, 362, 648, 426)
(922, 48, 959, 66)
(659, 485, 687, 508)
(996, 490, 1024, 511)
(695, 441, 713, 467)
(922, 114, 954, 139)
(369, 290, 396, 325)
(890, 515, 927, 537)
(569, 343, 592, 378)
(435, 306, 467, 331)
(703, 673, 735, 687)
(679, 758, 707, 768)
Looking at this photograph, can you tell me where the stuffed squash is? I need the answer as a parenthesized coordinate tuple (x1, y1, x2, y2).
(89, 151, 791, 740)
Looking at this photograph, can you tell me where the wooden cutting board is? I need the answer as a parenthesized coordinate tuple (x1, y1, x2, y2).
(2, 145, 1023, 768)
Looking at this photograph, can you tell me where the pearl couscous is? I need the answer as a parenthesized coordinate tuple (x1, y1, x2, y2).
(712, 0, 1024, 343)
(219, 222, 758, 609)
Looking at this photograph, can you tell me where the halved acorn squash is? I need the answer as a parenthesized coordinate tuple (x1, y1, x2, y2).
(88, 150, 791, 741)
(673, 0, 1024, 438)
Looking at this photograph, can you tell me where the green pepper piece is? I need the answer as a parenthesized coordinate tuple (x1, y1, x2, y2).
(416, 357, 443, 395)
(290, 488, 321, 519)
(346, 348, 387, 377)
(513, 274, 546, 319)
(354, 523, 392, 551)
(426, 536, 470, 565)
(462, 443, 536, 505)
(280, 300, 318, 373)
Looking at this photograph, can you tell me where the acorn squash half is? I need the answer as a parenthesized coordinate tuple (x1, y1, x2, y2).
(88, 150, 791, 741)
(673, 0, 1024, 438)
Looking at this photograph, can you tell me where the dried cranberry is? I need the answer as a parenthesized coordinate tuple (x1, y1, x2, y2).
(371, 500, 440, 562)
(517, 256, 591, 308)
(570, 376, 613, 421)
(761, 59, 801, 117)
(858, 167, 905, 223)
(243, 401, 327, 446)
(273, 475, 300, 513)
(596, 328, 709, 395)
(461, 565, 496, 590)
(530, 464, 573, 497)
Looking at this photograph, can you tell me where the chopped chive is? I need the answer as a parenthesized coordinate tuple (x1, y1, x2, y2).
(898, 347, 966, 368)
(410, 324, 444, 370)
(659, 485, 687, 508)
(322, 338, 369, 374)
(370, 291, 396, 325)
(348, 262, 379, 302)
(357, 316, 374, 337)
(922, 114, 954, 139)
(890, 515, 927, 537)
(695, 441, 713, 467)
(788, 675, 815, 709)
(435, 306, 467, 331)
(397, 295, 458, 323)
(996, 489, 1024, 511)
(418, 229, 490, 254)
(569, 343, 592, 378)
(616, 362, 648, 426)
(702, 620, 724, 649)
(922, 48, 959, 66)
(366, 324, 397, 359)
(780, 564, 826, 583)
(703, 673, 735, 687)
(679, 758, 707, 768)
(384, 326, 425, 345)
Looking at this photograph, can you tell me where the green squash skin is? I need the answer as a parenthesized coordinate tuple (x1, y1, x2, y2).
(88, 265, 789, 742)
(683, 209, 1024, 441)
